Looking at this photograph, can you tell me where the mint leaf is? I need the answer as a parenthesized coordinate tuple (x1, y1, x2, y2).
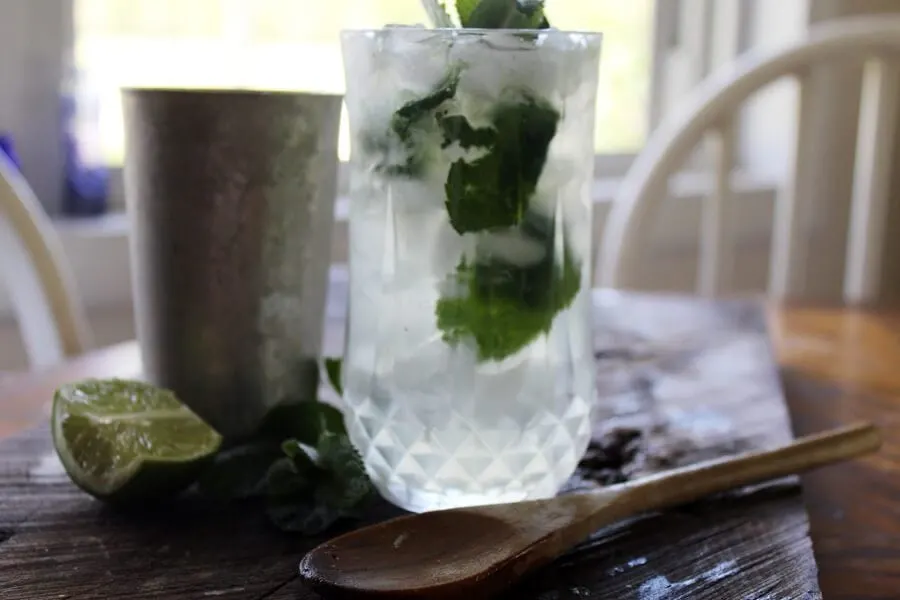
(324, 357, 343, 396)
(444, 93, 559, 234)
(199, 396, 348, 501)
(437, 286, 556, 361)
(435, 91, 568, 361)
(364, 70, 461, 178)
(197, 441, 283, 500)
(464, 0, 549, 29)
(280, 439, 318, 464)
(265, 453, 331, 535)
(438, 114, 496, 150)
(193, 360, 370, 536)
(265, 458, 310, 497)
(313, 432, 374, 511)
(259, 400, 346, 446)
(470, 211, 573, 309)
(436, 212, 582, 361)
(265, 432, 374, 536)
(456, 0, 480, 26)
(394, 69, 460, 124)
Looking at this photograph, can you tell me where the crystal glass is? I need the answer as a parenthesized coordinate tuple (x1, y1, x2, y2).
(340, 27, 602, 512)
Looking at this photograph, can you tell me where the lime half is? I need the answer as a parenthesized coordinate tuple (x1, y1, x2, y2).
(51, 379, 222, 503)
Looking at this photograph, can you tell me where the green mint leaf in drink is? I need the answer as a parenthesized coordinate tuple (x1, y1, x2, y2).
(437, 114, 496, 150)
(197, 441, 283, 500)
(364, 69, 461, 178)
(437, 94, 578, 362)
(463, 0, 549, 29)
(436, 212, 582, 361)
(356, 12, 578, 364)
(437, 282, 557, 361)
(324, 357, 344, 396)
(471, 213, 573, 308)
(394, 70, 461, 123)
(444, 94, 559, 234)
(455, 0, 480, 26)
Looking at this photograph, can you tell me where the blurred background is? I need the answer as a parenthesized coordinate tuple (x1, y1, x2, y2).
(2, 0, 900, 372)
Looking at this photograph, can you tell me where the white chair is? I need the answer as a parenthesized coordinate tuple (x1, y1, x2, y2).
(0, 152, 91, 370)
(597, 15, 900, 303)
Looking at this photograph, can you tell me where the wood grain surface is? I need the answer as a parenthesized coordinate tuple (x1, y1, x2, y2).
(773, 306, 900, 600)
(0, 285, 838, 600)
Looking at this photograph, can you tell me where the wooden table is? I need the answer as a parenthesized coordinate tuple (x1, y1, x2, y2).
(770, 305, 900, 599)
(2, 295, 899, 599)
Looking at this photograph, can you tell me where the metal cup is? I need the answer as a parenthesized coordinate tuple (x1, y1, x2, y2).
(122, 88, 342, 439)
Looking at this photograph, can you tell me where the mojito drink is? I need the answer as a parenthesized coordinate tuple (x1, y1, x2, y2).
(341, 27, 602, 512)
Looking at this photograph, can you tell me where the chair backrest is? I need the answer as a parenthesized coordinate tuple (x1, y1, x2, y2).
(0, 153, 91, 369)
(596, 15, 900, 303)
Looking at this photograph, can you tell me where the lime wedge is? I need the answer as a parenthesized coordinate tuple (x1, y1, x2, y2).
(51, 379, 222, 503)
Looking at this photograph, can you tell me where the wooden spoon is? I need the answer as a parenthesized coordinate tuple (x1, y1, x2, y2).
(299, 422, 879, 600)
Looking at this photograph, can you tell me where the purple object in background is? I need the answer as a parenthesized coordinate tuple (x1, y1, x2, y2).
(60, 66, 109, 216)
(62, 125, 109, 216)
(0, 133, 23, 172)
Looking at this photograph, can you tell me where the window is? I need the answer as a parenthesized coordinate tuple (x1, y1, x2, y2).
(74, 0, 653, 168)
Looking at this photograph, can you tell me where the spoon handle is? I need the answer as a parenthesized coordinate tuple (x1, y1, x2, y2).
(607, 421, 880, 517)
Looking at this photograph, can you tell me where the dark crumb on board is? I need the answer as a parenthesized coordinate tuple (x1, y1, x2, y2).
(571, 420, 754, 491)
(578, 426, 641, 485)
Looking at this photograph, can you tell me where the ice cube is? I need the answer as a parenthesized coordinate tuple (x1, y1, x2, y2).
(476, 228, 547, 267)
(469, 335, 556, 424)
(451, 34, 569, 107)
(362, 281, 477, 427)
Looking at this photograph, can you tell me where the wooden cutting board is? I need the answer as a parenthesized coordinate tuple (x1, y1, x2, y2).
(0, 291, 821, 599)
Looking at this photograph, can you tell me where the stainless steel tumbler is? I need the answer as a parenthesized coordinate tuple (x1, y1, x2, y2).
(122, 88, 342, 439)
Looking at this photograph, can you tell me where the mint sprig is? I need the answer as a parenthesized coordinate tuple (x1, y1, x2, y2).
(266, 431, 374, 535)
(324, 357, 344, 396)
(437, 91, 582, 360)
(198, 441, 283, 500)
(420, 0, 550, 29)
(366, 0, 577, 363)
(460, 0, 550, 29)
(455, 0, 480, 25)
(197, 358, 374, 536)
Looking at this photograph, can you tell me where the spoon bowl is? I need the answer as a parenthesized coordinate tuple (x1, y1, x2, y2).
(301, 494, 604, 599)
